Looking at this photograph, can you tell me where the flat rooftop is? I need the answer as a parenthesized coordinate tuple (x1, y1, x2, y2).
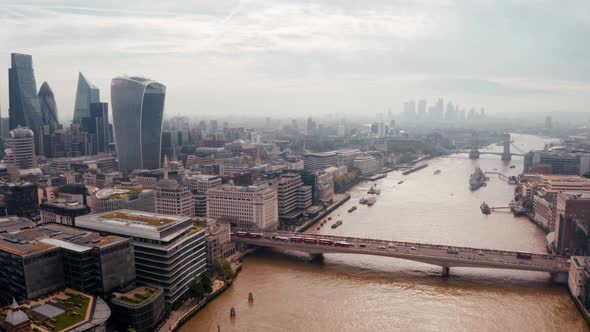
(76, 210, 194, 241)
(100, 211, 182, 227)
(95, 187, 145, 200)
(112, 287, 160, 306)
(40, 199, 89, 211)
(0, 288, 93, 332)
(0, 224, 127, 256)
(303, 152, 337, 157)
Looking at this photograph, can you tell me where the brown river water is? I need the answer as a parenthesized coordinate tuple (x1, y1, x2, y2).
(181, 134, 589, 332)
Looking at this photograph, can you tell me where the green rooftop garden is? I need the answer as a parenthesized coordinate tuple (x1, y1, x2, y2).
(116, 287, 157, 305)
(53, 292, 90, 331)
(102, 212, 177, 226)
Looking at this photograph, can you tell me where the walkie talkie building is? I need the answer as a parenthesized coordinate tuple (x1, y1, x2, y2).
(111, 76, 166, 174)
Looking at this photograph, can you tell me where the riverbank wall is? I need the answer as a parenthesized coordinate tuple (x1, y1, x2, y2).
(296, 194, 351, 233)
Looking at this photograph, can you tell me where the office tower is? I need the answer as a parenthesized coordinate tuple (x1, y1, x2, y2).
(0, 118, 9, 140)
(418, 99, 427, 118)
(303, 152, 337, 172)
(73, 72, 100, 124)
(83, 102, 110, 154)
(209, 120, 218, 133)
(37, 82, 59, 132)
(207, 184, 279, 230)
(77, 210, 207, 305)
(4, 127, 36, 171)
(0, 224, 135, 302)
(271, 173, 312, 219)
(111, 76, 166, 173)
(8, 53, 43, 154)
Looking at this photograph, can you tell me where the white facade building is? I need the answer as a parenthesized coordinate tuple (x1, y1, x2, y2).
(207, 184, 278, 230)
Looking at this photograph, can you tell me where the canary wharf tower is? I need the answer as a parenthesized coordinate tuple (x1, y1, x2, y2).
(111, 76, 166, 174)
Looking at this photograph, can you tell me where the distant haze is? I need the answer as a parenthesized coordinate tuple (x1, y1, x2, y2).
(1, 0, 589, 123)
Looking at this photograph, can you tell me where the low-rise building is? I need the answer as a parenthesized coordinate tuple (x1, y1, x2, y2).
(0, 182, 39, 220)
(0, 289, 111, 332)
(187, 174, 222, 217)
(76, 210, 207, 304)
(110, 287, 166, 332)
(353, 155, 379, 175)
(39, 199, 91, 225)
(554, 192, 590, 256)
(205, 222, 236, 268)
(316, 171, 334, 203)
(91, 187, 155, 213)
(155, 179, 194, 217)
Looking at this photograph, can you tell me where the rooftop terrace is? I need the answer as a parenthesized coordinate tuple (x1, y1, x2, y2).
(0, 289, 93, 332)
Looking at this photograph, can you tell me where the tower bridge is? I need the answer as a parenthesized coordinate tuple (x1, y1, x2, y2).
(234, 231, 570, 282)
(467, 133, 524, 159)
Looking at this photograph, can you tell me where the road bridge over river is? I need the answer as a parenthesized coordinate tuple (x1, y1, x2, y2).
(234, 231, 570, 282)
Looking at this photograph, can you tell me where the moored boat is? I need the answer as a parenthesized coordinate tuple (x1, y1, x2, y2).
(331, 220, 343, 229)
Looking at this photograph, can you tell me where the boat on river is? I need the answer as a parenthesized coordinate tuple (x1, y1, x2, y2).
(366, 197, 376, 206)
(470, 167, 486, 191)
(331, 220, 343, 229)
(480, 202, 491, 214)
(348, 206, 357, 213)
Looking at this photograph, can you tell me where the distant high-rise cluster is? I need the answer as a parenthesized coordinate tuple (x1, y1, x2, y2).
(401, 98, 486, 122)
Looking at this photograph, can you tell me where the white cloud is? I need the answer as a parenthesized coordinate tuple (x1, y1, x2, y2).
(0, 0, 588, 120)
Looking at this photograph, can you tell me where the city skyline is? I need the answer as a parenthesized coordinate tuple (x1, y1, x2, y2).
(1, 1, 590, 121)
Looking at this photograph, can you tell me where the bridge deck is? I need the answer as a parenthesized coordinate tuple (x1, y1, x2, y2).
(235, 232, 569, 273)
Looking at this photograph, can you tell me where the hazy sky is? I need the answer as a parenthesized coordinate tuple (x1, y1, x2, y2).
(1, 0, 589, 123)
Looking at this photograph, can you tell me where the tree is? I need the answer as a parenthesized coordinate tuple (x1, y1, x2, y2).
(214, 259, 235, 280)
(190, 275, 212, 299)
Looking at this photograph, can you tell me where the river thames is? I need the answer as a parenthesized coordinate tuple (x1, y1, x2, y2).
(182, 134, 589, 331)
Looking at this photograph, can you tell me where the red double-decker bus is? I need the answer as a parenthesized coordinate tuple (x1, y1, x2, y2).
(290, 236, 304, 243)
(319, 239, 334, 246)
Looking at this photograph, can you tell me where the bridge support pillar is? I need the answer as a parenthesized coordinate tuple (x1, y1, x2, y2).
(550, 271, 569, 285)
(442, 266, 450, 277)
(310, 254, 324, 263)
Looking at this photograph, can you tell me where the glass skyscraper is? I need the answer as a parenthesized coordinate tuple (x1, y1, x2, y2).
(73, 72, 100, 124)
(111, 76, 166, 174)
(8, 53, 43, 154)
(38, 81, 59, 132)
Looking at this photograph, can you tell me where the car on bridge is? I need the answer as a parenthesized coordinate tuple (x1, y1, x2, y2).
(447, 248, 459, 254)
(409, 246, 417, 252)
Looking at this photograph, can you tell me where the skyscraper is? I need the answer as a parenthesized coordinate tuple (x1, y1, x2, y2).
(37, 82, 59, 132)
(4, 127, 36, 170)
(84, 102, 110, 154)
(8, 53, 43, 154)
(73, 72, 100, 124)
(111, 76, 166, 173)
